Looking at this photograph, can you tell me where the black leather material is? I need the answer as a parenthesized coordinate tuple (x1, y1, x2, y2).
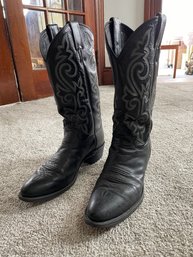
(85, 14, 166, 227)
(19, 22, 104, 202)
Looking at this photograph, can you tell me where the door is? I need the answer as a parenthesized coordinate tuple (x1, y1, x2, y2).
(0, 0, 19, 105)
(4, 0, 96, 101)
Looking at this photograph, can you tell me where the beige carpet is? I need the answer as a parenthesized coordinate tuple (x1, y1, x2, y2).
(0, 81, 193, 257)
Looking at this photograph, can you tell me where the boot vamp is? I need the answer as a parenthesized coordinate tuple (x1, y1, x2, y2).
(86, 141, 151, 222)
(20, 132, 95, 198)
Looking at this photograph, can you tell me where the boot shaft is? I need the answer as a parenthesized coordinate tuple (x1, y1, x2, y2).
(105, 14, 166, 146)
(39, 22, 102, 135)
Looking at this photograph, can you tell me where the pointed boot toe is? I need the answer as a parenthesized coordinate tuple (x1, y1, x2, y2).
(85, 187, 141, 227)
(19, 176, 43, 201)
(19, 173, 52, 202)
(85, 188, 117, 223)
(19, 167, 68, 202)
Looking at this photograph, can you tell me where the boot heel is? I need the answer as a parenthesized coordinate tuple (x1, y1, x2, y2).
(84, 144, 104, 165)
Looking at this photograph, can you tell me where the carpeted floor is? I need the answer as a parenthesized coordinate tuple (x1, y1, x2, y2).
(0, 81, 193, 257)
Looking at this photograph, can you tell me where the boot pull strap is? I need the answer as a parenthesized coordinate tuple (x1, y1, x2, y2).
(46, 24, 60, 42)
(155, 13, 167, 49)
(69, 22, 84, 50)
(109, 17, 122, 56)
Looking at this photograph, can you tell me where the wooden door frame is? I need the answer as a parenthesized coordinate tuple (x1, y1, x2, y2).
(144, 0, 162, 20)
(4, 0, 38, 101)
(94, 0, 112, 85)
(95, 0, 163, 85)
(0, 0, 19, 105)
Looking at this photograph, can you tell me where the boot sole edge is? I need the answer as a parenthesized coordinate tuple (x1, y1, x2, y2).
(18, 181, 75, 202)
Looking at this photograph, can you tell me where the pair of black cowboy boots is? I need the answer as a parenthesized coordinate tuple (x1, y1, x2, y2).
(19, 14, 166, 228)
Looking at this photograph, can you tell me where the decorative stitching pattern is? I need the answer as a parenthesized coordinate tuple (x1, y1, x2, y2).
(53, 31, 91, 135)
(82, 29, 101, 120)
(122, 25, 155, 145)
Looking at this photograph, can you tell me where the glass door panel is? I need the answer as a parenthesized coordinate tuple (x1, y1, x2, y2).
(48, 12, 66, 26)
(22, 0, 86, 71)
(24, 9, 46, 69)
(22, 0, 44, 6)
(5, 0, 96, 101)
(46, 0, 65, 9)
(68, 0, 83, 11)
(69, 14, 84, 23)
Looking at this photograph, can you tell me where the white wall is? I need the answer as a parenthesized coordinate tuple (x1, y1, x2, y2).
(104, 0, 144, 66)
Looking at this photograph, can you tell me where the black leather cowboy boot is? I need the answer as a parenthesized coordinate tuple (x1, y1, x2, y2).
(85, 14, 166, 227)
(19, 22, 104, 202)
